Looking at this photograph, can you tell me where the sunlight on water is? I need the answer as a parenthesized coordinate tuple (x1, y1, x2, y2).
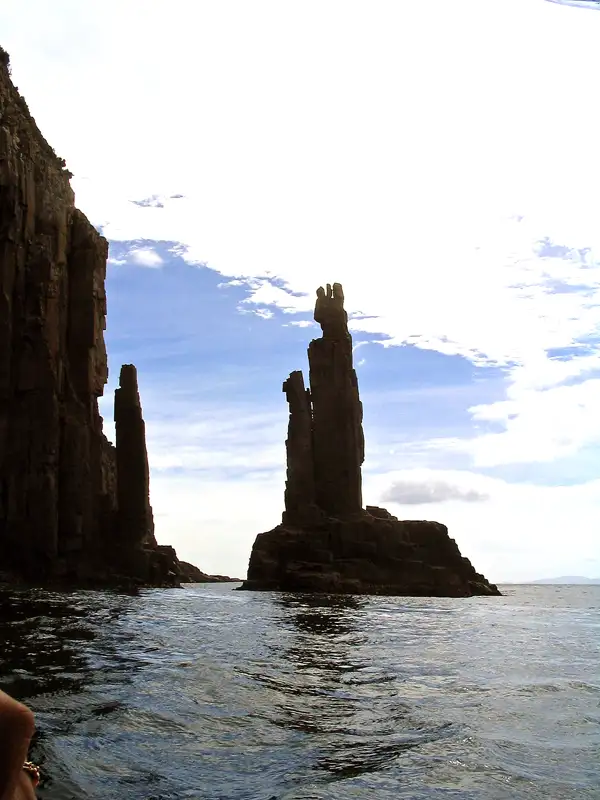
(0, 585, 599, 799)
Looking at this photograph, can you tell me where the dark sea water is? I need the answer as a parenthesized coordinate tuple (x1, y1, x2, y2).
(0, 584, 598, 800)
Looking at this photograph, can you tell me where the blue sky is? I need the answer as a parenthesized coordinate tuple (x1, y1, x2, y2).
(1, 0, 599, 581)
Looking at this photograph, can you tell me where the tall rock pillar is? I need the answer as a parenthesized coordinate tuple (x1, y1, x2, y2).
(308, 282, 364, 517)
(281, 370, 319, 525)
(0, 40, 209, 585)
(114, 364, 156, 548)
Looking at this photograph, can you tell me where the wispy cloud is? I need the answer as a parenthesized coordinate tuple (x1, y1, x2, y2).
(468, 377, 600, 466)
(129, 247, 164, 268)
(365, 468, 600, 583)
(239, 307, 274, 320)
(382, 478, 488, 505)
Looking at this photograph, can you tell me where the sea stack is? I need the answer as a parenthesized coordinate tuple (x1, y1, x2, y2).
(241, 282, 501, 597)
(0, 46, 204, 587)
(114, 365, 157, 550)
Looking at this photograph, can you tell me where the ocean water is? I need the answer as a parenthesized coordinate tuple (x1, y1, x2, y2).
(0, 584, 598, 800)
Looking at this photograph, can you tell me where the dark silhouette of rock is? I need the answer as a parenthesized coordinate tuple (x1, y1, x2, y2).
(310, 282, 365, 517)
(241, 282, 501, 597)
(0, 47, 234, 587)
(282, 370, 320, 526)
(178, 560, 242, 583)
(114, 365, 156, 549)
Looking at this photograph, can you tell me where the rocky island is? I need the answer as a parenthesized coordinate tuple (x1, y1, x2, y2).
(0, 47, 234, 588)
(241, 282, 501, 597)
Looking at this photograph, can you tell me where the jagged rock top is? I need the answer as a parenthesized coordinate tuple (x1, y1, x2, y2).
(313, 282, 350, 339)
(117, 364, 142, 407)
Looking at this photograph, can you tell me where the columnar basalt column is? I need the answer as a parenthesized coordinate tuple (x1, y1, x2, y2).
(282, 370, 318, 524)
(114, 364, 156, 548)
(308, 282, 364, 517)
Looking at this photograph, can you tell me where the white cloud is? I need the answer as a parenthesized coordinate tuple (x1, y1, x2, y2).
(365, 468, 600, 583)
(381, 472, 489, 505)
(129, 247, 164, 268)
(468, 378, 600, 467)
(242, 307, 274, 320)
(148, 413, 284, 474)
(100, 385, 287, 474)
(240, 280, 311, 312)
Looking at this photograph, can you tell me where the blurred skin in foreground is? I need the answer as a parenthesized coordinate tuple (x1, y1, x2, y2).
(0, 690, 37, 800)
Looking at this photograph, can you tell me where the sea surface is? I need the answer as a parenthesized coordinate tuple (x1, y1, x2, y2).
(0, 583, 598, 800)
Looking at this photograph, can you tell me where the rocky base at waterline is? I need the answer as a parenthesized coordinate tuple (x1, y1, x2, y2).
(0, 550, 240, 590)
(0, 547, 236, 591)
(240, 507, 500, 597)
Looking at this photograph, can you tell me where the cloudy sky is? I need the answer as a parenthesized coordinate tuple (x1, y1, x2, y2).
(2, 0, 599, 582)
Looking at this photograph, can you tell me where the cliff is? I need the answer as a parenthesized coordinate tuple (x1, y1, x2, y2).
(0, 47, 221, 587)
(241, 282, 501, 597)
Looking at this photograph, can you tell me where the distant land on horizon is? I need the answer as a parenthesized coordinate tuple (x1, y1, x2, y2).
(505, 576, 600, 585)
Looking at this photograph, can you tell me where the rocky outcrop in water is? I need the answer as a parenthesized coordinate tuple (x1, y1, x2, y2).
(177, 560, 242, 584)
(241, 282, 500, 597)
(0, 47, 226, 587)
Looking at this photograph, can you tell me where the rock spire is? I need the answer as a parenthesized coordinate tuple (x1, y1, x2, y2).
(114, 365, 156, 549)
(283, 282, 365, 521)
(241, 282, 501, 597)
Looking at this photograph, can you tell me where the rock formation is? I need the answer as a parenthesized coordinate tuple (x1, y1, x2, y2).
(0, 47, 228, 587)
(310, 282, 365, 517)
(114, 365, 156, 550)
(241, 282, 501, 597)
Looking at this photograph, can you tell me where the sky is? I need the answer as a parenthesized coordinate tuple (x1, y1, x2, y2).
(1, 0, 599, 583)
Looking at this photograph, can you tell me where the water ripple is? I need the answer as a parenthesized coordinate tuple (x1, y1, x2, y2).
(0, 585, 598, 799)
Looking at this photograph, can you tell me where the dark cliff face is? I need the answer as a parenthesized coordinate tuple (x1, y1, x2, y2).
(282, 370, 319, 525)
(282, 282, 365, 524)
(309, 282, 364, 517)
(0, 49, 115, 582)
(0, 48, 204, 587)
(242, 281, 501, 597)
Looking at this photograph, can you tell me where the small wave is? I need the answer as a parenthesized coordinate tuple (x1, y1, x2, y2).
(2, 584, 598, 800)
